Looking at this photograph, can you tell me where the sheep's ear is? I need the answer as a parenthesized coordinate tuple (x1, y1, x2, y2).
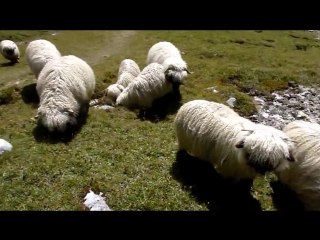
(286, 151, 296, 162)
(68, 109, 76, 117)
(117, 85, 124, 91)
(235, 139, 246, 148)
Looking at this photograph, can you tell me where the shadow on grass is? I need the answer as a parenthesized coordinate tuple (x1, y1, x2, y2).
(137, 90, 183, 123)
(270, 180, 305, 211)
(170, 150, 263, 211)
(32, 105, 90, 144)
(0, 62, 16, 68)
(20, 83, 39, 108)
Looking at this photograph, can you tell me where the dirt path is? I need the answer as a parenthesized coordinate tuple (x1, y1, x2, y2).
(0, 30, 136, 88)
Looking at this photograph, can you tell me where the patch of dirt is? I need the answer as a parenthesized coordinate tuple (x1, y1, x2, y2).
(0, 30, 136, 90)
(86, 30, 136, 66)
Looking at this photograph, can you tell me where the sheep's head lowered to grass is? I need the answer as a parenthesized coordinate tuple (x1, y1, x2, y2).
(34, 107, 77, 132)
(163, 57, 193, 86)
(235, 127, 296, 175)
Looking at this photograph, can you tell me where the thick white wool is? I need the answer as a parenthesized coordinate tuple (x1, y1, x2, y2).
(116, 63, 172, 109)
(276, 120, 320, 211)
(146, 41, 190, 85)
(174, 100, 296, 182)
(0, 40, 20, 62)
(36, 55, 96, 132)
(104, 83, 125, 103)
(25, 39, 61, 79)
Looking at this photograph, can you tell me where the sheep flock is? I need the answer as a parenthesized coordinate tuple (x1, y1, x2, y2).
(0, 37, 320, 211)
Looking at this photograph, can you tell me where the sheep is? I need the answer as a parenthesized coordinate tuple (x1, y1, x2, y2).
(116, 62, 173, 110)
(146, 41, 192, 93)
(174, 99, 296, 183)
(34, 55, 96, 132)
(104, 83, 125, 105)
(0, 40, 20, 63)
(118, 59, 140, 79)
(25, 39, 62, 79)
(116, 59, 141, 88)
(275, 120, 320, 211)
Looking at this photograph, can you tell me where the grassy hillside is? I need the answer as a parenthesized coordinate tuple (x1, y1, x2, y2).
(0, 30, 318, 210)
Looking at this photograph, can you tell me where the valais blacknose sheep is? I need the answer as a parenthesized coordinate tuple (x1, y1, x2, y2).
(116, 59, 140, 87)
(276, 120, 320, 211)
(146, 41, 192, 93)
(25, 39, 62, 79)
(0, 40, 20, 63)
(116, 63, 173, 110)
(104, 83, 125, 105)
(34, 55, 96, 132)
(174, 100, 296, 182)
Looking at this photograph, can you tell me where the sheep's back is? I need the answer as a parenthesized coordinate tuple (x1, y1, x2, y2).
(118, 59, 140, 78)
(37, 55, 96, 104)
(117, 63, 172, 109)
(276, 120, 320, 210)
(174, 100, 244, 161)
(25, 39, 61, 79)
(147, 41, 182, 65)
(116, 72, 136, 88)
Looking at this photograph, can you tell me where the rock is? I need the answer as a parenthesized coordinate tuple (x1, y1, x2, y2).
(248, 84, 320, 130)
(297, 111, 309, 119)
(226, 97, 236, 107)
(288, 81, 298, 88)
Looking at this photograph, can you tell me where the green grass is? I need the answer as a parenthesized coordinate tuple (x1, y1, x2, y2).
(0, 30, 318, 210)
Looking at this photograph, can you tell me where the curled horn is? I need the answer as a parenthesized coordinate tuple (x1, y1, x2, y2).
(185, 68, 194, 74)
(241, 129, 254, 134)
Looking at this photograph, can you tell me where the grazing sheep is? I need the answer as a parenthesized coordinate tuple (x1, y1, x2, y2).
(34, 55, 96, 132)
(116, 63, 173, 110)
(116, 59, 140, 88)
(275, 120, 320, 211)
(104, 83, 125, 104)
(0, 40, 20, 63)
(174, 100, 296, 183)
(0, 139, 12, 155)
(25, 39, 61, 79)
(146, 41, 192, 93)
(118, 59, 140, 78)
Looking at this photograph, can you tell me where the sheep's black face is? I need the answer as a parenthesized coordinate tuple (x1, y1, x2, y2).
(246, 154, 276, 175)
(5, 48, 14, 55)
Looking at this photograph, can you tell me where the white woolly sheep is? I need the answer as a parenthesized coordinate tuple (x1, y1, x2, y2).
(104, 83, 125, 103)
(174, 100, 296, 183)
(275, 120, 320, 211)
(34, 55, 96, 132)
(25, 39, 62, 79)
(146, 41, 192, 93)
(118, 59, 140, 78)
(0, 40, 20, 63)
(116, 59, 141, 88)
(116, 62, 173, 110)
